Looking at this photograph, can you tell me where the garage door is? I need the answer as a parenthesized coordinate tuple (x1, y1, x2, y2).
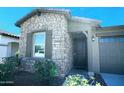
(0, 45, 7, 62)
(99, 36, 124, 74)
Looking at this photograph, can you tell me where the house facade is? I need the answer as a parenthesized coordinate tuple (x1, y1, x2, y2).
(16, 8, 124, 77)
(0, 30, 19, 62)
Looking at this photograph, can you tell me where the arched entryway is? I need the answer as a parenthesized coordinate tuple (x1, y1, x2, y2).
(71, 32, 88, 71)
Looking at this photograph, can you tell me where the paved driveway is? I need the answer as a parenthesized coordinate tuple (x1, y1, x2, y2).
(101, 73, 124, 86)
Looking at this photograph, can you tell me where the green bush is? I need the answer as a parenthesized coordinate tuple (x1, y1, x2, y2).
(64, 74, 101, 86)
(34, 59, 57, 84)
(0, 56, 19, 82)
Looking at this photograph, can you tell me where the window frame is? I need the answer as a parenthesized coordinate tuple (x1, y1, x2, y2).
(32, 32, 46, 58)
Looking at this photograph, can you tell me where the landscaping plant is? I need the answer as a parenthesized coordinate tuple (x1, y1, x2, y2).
(64, 74, 101, 86)
(34, 59, 57, 85)
(0, 56, 19, 85)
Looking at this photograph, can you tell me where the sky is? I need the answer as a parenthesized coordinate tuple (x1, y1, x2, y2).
(0, 7, 124, 35)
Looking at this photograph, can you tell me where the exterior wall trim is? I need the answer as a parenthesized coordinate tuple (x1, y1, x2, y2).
(0, 44, 8, 46)
(96, 31, 124, 37)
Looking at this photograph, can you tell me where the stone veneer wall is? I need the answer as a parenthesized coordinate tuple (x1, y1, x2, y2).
(19, 13, 73, 77)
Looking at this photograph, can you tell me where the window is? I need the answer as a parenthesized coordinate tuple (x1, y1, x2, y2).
(33, 32, 45, 57)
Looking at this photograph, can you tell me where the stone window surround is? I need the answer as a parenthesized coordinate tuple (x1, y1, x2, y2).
(26, 29, 52, 59)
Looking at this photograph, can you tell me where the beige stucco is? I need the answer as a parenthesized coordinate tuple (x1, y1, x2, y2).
(68, 16, 101, 73)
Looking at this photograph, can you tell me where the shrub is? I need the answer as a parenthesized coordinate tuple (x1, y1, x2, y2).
(0, 56, 19, 82)
(64, 74, 101, 86)
(34, 59, 57, 84)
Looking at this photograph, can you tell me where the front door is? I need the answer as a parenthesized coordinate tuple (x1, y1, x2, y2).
(73, 38, 88, 70)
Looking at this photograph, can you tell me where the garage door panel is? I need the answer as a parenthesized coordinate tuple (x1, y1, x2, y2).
(0, 46, 7, 63)
(120, 57, 124, 65)
(99, 37, 124, 74)
(119, 44, 124, 48)
(0, 46, 7, 57)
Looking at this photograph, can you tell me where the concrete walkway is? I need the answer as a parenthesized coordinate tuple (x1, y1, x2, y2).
(101, 73, 124, 86)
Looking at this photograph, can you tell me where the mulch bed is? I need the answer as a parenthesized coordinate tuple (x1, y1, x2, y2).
(13, 71, 64, 86)
(0, 71, 64, 86)
(0, 71, 107, 86)
(14, 71, 41, 86)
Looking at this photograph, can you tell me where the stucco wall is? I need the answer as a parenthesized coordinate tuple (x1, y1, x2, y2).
(19, 13, 73, 77)
(68, 19, 100, 73)
(0, 35, 19, 63)
(0, 46, 7, 62)
(68, 20, 93, 32)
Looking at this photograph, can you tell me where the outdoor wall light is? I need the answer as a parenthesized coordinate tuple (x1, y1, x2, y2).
(92, 36, 95, 41)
